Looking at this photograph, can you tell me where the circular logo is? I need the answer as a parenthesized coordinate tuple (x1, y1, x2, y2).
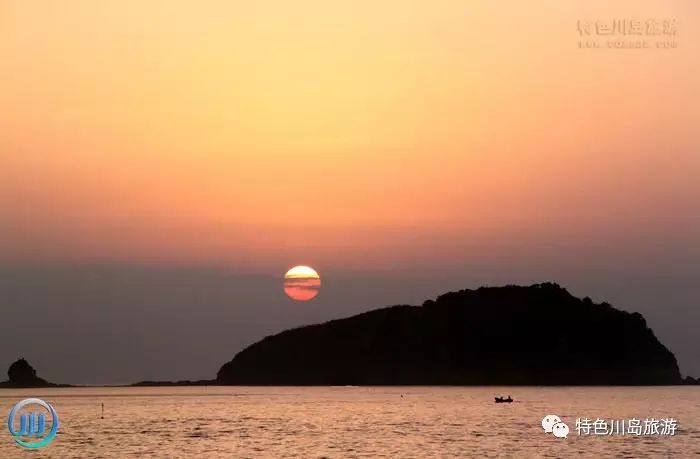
(7, 398, 59, 449)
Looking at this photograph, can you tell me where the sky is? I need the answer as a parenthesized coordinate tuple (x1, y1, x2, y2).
(1, 0, 699, 384)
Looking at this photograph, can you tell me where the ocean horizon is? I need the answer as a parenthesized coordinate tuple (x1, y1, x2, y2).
(2, 386, 698, 457)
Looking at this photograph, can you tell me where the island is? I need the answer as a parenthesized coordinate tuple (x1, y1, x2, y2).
(0, 358, 65, 388)
(217, 283, 684, 385)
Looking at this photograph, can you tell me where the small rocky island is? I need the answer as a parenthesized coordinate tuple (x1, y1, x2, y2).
(217, 283, 683, 385)
(0, 358, 61, 388)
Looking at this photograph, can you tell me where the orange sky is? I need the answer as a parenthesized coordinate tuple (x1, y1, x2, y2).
(1, 0, 698, 272)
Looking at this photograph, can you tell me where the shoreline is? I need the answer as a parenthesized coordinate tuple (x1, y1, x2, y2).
(2, 382, 699, 389)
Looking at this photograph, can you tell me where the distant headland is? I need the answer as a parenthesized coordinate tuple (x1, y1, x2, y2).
(3, 283, 698, 388)
(217, 283, 696, 386)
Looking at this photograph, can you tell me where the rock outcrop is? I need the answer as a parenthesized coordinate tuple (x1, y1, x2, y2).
(0, 358, 58, 388)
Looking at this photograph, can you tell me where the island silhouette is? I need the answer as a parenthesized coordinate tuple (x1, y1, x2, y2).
(3, 283, 698, 387)
(0, 358, 64, 388)
(217, 283, 689, 385)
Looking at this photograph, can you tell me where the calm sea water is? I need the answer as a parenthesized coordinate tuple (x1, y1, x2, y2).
(0, 386, 698, 458)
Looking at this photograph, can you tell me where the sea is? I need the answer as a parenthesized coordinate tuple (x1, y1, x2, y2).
(0, 386, 698, 458)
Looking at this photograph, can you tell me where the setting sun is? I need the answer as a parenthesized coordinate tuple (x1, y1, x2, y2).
(284, 266, 321, 301)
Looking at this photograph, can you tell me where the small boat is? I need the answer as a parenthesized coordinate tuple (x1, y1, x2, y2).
(494, 396, 513, 403)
